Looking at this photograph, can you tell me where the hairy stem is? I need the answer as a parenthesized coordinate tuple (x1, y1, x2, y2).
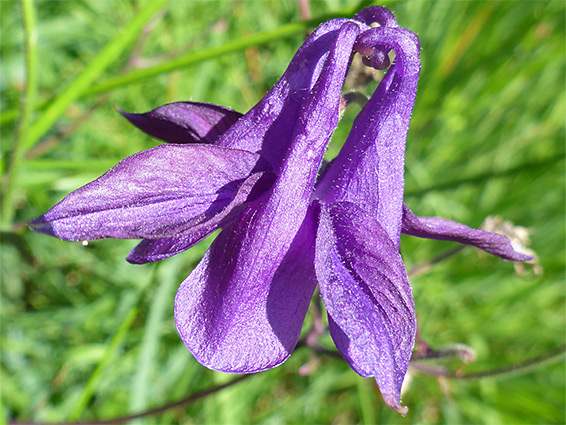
(410, 346, 565, 380)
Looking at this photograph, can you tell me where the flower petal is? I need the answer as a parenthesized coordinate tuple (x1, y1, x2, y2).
(353, 6, 398, 69)
(315, 27, 420, 247)
(126, 171, 275, 264)
(174, 22, 361, 373)
(127, 232, 210, 265)
(354, 5, 398, 28)
(214, 18, 369, 169)
(117, 102, 242, 144)
(30, 144, 270, 241)
(175, 203, 318, 372)
(315, 201, 415, 413)
(401, 204, 532, 261)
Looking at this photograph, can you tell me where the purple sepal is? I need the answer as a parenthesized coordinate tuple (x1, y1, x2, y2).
(30, 144, 271, 241)
(213, 18, 368, 169)
(174, 22, 361, 373)
(126, 171, 276, 264)
(315, 201, 414, 414)
(127, 232, 210, 265)
(315, 27, 421, 247)
(401, 204, 532, 262)
(175, 204, 318, 372)
(117, 102, 242, 144)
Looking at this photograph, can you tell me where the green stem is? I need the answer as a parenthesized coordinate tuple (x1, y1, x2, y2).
(23, 0, 169, 152)
(1, 0, 38, 227)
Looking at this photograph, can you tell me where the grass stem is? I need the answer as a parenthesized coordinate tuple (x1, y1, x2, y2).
(1, 0, 38, 228)
(23, 0, 170, 152)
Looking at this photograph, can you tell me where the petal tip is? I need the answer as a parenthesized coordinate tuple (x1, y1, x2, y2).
(379, 383, 408, 415)
(510, 253, 534, 262)
(114, 104, 130, 117)
(125, 253, 147, 265)
(28, 215, 54, 236)
(115, 105, 136, 121)
(394, 405, 409, 416)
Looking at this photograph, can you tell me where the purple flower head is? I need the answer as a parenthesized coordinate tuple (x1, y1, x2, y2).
(30, 6, 530, 414)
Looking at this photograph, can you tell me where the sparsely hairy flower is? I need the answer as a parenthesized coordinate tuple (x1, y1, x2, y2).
(31, 6, 530, 413)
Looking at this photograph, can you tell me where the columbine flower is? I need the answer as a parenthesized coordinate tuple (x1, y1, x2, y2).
(31, 6, 530, 413)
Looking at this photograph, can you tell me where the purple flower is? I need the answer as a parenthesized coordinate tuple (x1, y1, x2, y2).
(30, 7, 530, 413)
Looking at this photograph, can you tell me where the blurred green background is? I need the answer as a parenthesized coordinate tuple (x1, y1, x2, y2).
(1, 0, 564, 424)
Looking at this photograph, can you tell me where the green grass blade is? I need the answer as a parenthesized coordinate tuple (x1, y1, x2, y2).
(356, 378, 379, 425)
(0, 5, 365, 126)
(129, 258, 182, 423)
(0, 386, 6, 425)
(0, 108, 20, 127)
(66, 263, 158, 421)
(22, 158, 121, 172)
(84, 10, 356, 96)
(1, 0, 39, 227)
(23, 0, 169, 152)
(68, 306, 139, 421)
(405, 154, 564, 197)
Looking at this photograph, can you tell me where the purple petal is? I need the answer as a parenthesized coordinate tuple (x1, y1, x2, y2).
(30, 144, 270, 241)
(117, 102, 242, 144)
(126, 171, 275, 264)
(174, 22, 361, 373)
(175, 204, 318, 372)
(127, 232, 210, 265)
(401, 204, 532, 261)
(353, 5, 398, 28)
(353, 6, 398, 69)
(214, 18, 369, 169)
(316, 27, 421, 247)
(315, 201, 415, 413)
